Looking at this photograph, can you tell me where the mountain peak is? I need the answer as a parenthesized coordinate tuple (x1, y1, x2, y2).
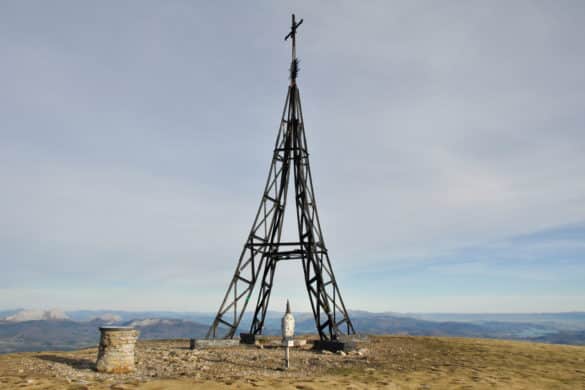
(5, 309, 69, 322)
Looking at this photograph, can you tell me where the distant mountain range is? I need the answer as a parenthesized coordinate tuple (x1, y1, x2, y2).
(1, 309, 584, 354)
(3, 309, 69, 322)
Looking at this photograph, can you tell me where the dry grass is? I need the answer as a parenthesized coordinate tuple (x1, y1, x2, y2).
(1, 335, 584, 389)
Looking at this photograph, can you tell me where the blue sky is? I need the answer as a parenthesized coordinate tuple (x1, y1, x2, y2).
(1, 1, 584, 312)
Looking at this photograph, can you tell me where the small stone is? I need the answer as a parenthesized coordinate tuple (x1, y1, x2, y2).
(321, 350, 333, 355)
(336, 350, 346, 356)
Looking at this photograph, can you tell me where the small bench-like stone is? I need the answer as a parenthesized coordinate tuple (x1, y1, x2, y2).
(190, 338, 240, 349)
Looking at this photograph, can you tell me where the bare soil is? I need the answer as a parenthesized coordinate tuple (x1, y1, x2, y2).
(1, 335, 584, 389)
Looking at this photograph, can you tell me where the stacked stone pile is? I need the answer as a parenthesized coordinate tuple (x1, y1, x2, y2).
(95, 327, 139, 373)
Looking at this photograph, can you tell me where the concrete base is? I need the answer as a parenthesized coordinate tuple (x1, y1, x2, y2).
(239, 333, 257, 345)
(314, 334, 369, 352)
(190, 338, 240, 349)
(239, 333, 279, 344)
(240, 333, 308, 347)
(293, 339, 307, 347)
(313, 339, 357, 352)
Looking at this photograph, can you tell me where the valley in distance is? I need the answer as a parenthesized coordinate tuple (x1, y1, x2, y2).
(2, 308, 585, 354)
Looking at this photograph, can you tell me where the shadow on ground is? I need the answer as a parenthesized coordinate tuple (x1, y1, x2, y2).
(36, 354, 96, 371)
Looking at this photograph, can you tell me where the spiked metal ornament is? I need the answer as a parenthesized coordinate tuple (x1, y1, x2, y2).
(206, 14, 355, 341)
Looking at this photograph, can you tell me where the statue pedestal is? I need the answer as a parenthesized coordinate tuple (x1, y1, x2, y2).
(282, 339, 294, 347)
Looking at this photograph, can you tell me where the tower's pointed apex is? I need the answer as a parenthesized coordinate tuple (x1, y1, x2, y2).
(286, 300, 291, 314)
(285, 13, 303, 82)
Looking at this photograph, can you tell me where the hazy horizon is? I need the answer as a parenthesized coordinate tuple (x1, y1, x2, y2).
(2, 307, 585, 316)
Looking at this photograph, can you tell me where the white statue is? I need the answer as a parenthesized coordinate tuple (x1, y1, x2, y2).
(281, 300, 295, 341)
(281, 300, 295, 369)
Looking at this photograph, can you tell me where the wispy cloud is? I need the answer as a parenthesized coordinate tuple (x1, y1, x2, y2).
(0, 1, 583, 312)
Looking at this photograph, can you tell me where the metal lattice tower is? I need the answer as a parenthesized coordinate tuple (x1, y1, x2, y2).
(206, 14, 355, 341)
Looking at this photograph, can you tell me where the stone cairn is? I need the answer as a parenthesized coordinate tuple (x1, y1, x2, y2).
(95, 326, 139, 373)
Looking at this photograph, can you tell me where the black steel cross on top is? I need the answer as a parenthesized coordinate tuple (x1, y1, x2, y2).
(284, 14, 303, 60)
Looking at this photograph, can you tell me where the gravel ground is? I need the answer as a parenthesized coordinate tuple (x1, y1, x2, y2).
(1, 335, 584, 389)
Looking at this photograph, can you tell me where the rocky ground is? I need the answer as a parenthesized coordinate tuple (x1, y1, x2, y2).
(1, 335, 584, 389)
